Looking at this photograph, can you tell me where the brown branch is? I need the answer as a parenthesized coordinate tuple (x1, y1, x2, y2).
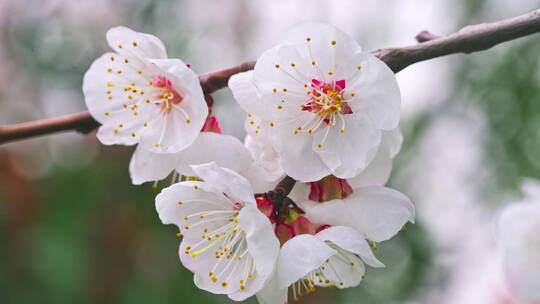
(0, 61, 255, 144)
(274, 175, 297, 196)
(1, 9, 540, 144)
(374, 9, 540, 73)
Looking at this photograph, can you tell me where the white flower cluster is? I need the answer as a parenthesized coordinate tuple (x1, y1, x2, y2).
(83, 24, 415, 303)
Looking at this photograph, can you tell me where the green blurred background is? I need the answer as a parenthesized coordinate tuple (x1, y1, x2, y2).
(0, 1, 539, 303)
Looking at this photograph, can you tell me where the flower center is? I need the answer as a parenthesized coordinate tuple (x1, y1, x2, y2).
(302, 79, 351, 118)
(152, 75, 183, 113)
(296, 79, 353, 149)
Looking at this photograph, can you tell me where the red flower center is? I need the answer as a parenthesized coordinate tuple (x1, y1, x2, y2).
(301, 79, 353, 120)
(152, 76, 183, 113)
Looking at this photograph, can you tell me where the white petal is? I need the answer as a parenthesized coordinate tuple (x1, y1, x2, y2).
(187, 234, 254, 297)
(139, 59, 208, 154)
(269, 116, 330, 182)
(129, 144, 178, 185)
(304, 186, 414, 242)
(155, 180, 232, 239)
(316, 252, 365, 289)
(313, 114, 382, 179)
(175, 133, 253, 176)
(83, 52, 161, 145)
(229, 71, 269, 119)
(106, 26, 167, 59)
(277, 234, 336, 289)
(241, 163, 283, 194)
(383, 127, 403, 158)
(253, 45, 314, 123)
(229, 205, 280, 300)
(498, 202, 540, 300)
(316, 226, 384, 268)
(348, 128, 402, 188)
(256, 274, 288, 304)
(278, 22, 362, 81)
(243, 134, 284, 189)
(346, 52, 401, 131)
(191, 162, 256, 205)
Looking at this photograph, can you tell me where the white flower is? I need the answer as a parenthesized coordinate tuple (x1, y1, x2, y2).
(156, 162, 280, 301)
(301, 184, 414, 243)
(242, 114, 285, 193)
(129, 132, 252, 185)
(83, 26, 208, 154)
(229, 23, 400, 182)
(257, 226, 384, 304)
(497, 179, 540, 302)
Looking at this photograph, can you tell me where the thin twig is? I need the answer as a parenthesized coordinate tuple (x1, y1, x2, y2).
(1, 9, 539, 144)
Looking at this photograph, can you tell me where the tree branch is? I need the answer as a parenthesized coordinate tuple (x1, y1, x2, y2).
(374, 9, 540, 72)
(1, 9, 539, 144)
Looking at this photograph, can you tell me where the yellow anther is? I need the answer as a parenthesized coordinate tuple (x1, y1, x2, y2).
(104, 112, 110, 116)
(186, 119, 191, 124)
(290, 63, 296, 67)
(282, 88, 287, 92)
(277, 105, 283, 109)
(311, 60, 316, 65)
(132, 41, 138, 47)
(124, 58, 129, 64)
(106, 82, 115, 87)
(107, 68, 112, 73)
(317, 144, 322, 149)
(331, 39, 336, 45)
(177, 200, 183, 205)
